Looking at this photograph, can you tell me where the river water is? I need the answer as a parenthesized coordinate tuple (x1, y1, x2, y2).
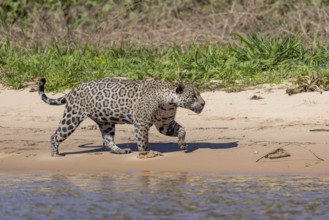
(1, 171, 328, 220)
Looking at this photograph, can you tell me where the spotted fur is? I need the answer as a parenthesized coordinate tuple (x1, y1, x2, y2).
(39, 77, 205, 156)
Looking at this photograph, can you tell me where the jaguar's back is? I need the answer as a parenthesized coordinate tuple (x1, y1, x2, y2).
(66, 78, 140, 124)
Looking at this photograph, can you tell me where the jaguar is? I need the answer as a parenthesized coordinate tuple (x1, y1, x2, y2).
(38, 77, 205, 156)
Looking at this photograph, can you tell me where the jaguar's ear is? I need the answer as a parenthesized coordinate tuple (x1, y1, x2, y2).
(176, 83, 185, 94)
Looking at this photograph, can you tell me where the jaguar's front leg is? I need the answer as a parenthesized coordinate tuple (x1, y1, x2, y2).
(177, 126, 187, 151)
(155, 120, 187, 151)
(133, 123, 150, 152)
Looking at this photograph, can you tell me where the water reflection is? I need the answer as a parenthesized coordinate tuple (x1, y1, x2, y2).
(1, 172, 328, 219)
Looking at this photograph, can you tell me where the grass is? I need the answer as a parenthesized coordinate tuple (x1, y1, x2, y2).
(1, 33, 329, 91)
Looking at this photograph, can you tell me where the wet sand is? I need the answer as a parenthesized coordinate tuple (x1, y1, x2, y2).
(1, 85, 329, 174)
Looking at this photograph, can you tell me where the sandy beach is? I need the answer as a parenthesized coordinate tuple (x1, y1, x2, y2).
(1, 84, 329, 175)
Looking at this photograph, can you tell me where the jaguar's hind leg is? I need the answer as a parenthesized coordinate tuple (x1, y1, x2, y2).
(98, 123, 131, 154)
(51, 110, 86, 157)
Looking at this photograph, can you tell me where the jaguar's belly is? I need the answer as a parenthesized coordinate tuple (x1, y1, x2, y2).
(89, 111, 134, 124)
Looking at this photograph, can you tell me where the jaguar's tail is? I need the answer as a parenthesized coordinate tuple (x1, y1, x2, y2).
(38, 78, 67, 105)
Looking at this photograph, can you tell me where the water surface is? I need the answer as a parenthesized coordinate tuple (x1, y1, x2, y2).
(1, 172, 328, 220)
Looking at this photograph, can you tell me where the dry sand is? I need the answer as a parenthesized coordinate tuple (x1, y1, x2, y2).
(1, 85, 329, 175)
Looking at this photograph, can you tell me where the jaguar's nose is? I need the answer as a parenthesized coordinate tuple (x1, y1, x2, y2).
(200, 100, 205, 108)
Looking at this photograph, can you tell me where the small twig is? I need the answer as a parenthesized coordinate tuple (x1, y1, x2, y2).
(256, 155, 266, 163)
(309, 149, 325, 161)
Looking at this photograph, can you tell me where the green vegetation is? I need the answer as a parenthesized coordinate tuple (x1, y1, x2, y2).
(2, 33, 329, 91)
(1, 0, 329, 91)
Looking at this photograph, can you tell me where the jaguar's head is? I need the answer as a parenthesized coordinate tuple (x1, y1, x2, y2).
(173, 83, 205, 114)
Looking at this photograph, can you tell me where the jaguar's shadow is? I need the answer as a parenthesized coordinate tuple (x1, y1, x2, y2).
(63, 144, 107, 155)
(63, 141, 238, 155)
(124, 142, 239, 153)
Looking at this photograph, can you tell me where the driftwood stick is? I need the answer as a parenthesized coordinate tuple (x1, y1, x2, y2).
(256, 148, 281, 162)
(267, 154, 290, 159)
(256, 147, 290, 162)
